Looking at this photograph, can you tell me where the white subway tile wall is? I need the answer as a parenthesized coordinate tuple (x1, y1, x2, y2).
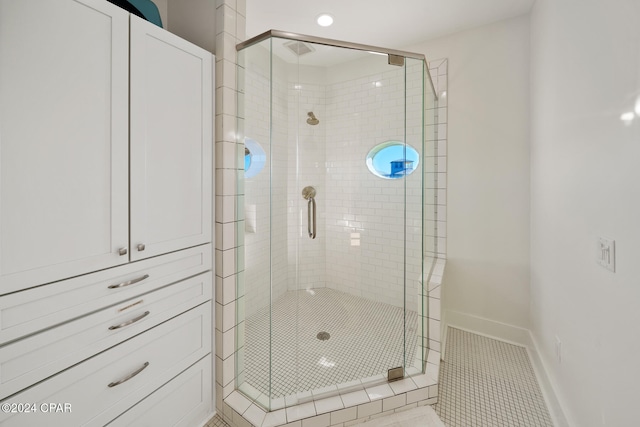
(425, 59, 447, 360)
(241, 43, 290, 320)
(241, 52, 431, 318)
(215, 0, 246, 415)
(426, 59, 447, 263)
(323, 59, 424, 314)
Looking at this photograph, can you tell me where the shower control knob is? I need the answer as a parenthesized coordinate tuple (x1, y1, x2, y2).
(302, 186, 316, 200)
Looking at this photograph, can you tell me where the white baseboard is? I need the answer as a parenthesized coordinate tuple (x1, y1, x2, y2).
(443, 310, 570, 427)
(440, 310, 447, 359)
(527, 334, 572, 427)
(444, 309, 531, 346)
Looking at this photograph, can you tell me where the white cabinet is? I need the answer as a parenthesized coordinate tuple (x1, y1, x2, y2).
(0, 0, 130, 294)
(0, 1, 214, 426)
(0, 2, 213, 293)
(130, 17, 213, 262)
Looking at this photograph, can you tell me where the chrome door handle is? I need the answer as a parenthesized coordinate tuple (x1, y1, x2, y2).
(108, 311, 150, 330)
(107, 362, 149, 388)
(308, 197, 316, 239)
(302, 186, 317, 240)
(108, 274, 149, 289)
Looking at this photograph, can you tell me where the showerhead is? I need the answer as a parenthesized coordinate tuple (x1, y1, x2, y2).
(307, 112, 319, 125)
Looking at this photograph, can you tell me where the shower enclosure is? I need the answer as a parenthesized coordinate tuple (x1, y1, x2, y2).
(235, 31, 438, 411)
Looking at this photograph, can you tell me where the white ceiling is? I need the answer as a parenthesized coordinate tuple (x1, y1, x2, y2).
(246, 0, 535, 51)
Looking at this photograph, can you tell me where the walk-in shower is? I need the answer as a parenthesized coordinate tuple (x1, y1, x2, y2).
(235, 30, 438, 412)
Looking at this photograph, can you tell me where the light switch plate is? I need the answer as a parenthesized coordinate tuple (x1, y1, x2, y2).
(597, 237, 615, 272)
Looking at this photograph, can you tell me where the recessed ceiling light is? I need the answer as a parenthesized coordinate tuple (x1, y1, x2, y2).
(316, 14, 334, 27)
(620, 111, 634, 123)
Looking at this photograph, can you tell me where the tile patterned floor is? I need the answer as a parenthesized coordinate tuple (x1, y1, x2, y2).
(434, 327, 554, 427)
(204, 414, 230, 427)
(209, 327, 555, 427)
(243, 288, 420, 398)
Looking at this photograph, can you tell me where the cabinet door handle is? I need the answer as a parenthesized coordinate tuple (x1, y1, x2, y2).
(137, 243, 146, 251)
(118, 247, 128, 256)
(108, 311, 150, 330)
(108, 274, 149, 289)
(107, 362, 149, 388)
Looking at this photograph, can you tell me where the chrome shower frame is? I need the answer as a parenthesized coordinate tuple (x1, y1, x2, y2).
(237, 30, 438, 100)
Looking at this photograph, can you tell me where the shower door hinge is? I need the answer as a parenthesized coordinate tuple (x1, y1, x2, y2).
(388, 54, 404, 67)
(387, 367, 404, 382)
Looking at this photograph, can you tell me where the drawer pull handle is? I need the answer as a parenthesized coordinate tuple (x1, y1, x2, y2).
(108, 362, 149, 388)
(118, 247, 128, 256)
(108, 274, 149, 289)
(108, 311, 150, 330)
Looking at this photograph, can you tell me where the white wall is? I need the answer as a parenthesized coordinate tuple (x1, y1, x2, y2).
(407, 15, 531, 328)
(152, 0, 168, 27)
(166, 0, 216, 53)
(530, 1, 640, 425)
(141, 0, 217, 53)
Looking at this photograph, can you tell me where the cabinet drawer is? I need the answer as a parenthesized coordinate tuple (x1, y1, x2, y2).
(0, 303, 211, 427)
(108, 355, 212, 427)
(0, 272, 212, 400)
(0, 244, 211, 344)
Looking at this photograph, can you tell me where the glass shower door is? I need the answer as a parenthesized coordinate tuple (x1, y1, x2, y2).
(290, 43, 414, 395)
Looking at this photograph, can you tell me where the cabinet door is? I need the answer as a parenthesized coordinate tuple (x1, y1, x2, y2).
(129, 16, 213, 262)
(0, 0, 130, 294)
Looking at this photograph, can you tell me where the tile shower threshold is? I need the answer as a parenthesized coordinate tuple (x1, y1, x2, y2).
(223, 349, 440, 427)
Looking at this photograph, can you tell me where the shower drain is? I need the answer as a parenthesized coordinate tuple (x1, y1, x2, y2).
(316, 332, 330, 341)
